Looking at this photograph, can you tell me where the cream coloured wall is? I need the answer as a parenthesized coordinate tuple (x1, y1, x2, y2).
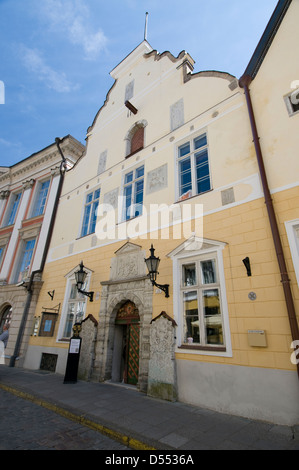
(248, 0, 299, 190)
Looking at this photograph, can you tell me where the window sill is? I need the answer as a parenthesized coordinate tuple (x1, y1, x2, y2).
(58, 338, 71, 343)
(175, 188, 213, 204)
(125, 147, 144, 159)
(178, 344, 226, 353)
(76, 231, 95, 240)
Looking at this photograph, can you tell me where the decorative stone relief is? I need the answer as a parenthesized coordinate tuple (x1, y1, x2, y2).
(125, 80, 134, 102)
(103, 187, 119, 209)
(98, 150, 107, 175)
(148, 312, 177, 401)
(78, 314, 98, 381)
(146, 164, 168, 194)
(22, 179, 35, 190)
(109, 242, 146, 281)
(0, 190, 10, 199)
(170, 98, 184, 131)
(221, 187, 235, 206)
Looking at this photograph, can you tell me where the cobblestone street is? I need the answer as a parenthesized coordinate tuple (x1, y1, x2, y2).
(0, 389, 129, 450)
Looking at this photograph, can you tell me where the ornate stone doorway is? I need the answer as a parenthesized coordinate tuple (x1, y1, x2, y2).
(113, 301, 140, 385)
(91, 242, 153, 392)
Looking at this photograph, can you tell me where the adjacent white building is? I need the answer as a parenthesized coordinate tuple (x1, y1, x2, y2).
(0, 135, 84, 366)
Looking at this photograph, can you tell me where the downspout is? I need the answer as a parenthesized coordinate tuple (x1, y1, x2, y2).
(9, 138, 67, 367)
(239, 74, 299, 378)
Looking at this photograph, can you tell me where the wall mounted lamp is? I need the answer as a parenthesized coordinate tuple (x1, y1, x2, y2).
(145, 244, 169, 298)
(242, 257, 252, 277)
(74, 261, 94, 302)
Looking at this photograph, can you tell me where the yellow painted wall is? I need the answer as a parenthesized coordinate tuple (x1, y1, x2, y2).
(30, 183, 299, 373)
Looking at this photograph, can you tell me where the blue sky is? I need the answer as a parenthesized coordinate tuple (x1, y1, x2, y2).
(0, 0, 278, 167)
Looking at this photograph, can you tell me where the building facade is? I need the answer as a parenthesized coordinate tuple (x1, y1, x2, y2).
(0, 135, 84, 366)
(24, 0, 299, 425)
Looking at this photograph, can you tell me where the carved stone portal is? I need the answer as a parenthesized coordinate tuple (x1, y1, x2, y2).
(148, 311, 178, 402)
(91, 241, 153, 392)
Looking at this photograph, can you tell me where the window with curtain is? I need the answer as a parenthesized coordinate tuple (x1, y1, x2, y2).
(181, 256, 224, 347)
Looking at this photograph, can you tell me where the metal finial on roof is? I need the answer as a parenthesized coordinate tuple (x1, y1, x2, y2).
(144, 12, 149, 41)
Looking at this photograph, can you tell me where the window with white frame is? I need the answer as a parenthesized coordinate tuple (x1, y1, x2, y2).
(122, 165, 144, 221)
(58, 267, 90, 340)
(169, 237, 231, 355)
(4, 192, 22, 226)
(180, 254, 224, 347)
(177, 133, 211, 200)
(285, 220, 299, 286)
(80, 188, 100, 237)
(32, 180, 50, 217)
(14, 238, 36, 283)
(62, 283, 86, 338)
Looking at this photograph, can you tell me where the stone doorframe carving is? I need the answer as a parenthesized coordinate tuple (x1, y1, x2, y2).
(91, 277, 153, 392)
(90, 241, 153, 391)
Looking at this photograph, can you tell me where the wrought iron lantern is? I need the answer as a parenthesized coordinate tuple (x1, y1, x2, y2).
(145, 244, 169, 298)
(74, 261, 94, 302)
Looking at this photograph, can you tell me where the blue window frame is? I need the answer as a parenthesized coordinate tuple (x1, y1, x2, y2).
(123, 166, 144, 221)
(178, 134, 210, 199)
(6, 192, 22, 226)
(81, 188, 100, 237)
(32, 180, 50, 217)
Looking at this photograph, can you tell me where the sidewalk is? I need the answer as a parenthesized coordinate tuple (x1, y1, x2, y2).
(1, 365, 299, 450)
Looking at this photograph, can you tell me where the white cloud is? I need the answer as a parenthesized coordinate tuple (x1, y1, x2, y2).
(41, 0, 108, 60)
(20, 46, 78, 93)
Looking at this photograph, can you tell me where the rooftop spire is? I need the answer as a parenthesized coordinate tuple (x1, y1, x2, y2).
(144, 12, 149, 41)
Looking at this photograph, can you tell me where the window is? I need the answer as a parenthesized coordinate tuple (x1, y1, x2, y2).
(0, 306, 12, 332)
(81, 188, 100, 237)
(0, 246, 5, 266)
(181, 256, 224, 347)
(59, 271, 89, 340)
(123, 166, 144, 221)
(5, 192, 22, 226)
(63, 283, 87, 338)
(14, 239, 36, 283)
(177, 133, 211, 200)
(130, 127, 144, 155)
(168, 236, 231, 356)
(32, 180, 50, 217)
(125, 121, 147, 158)
(285, 220, 299, 286)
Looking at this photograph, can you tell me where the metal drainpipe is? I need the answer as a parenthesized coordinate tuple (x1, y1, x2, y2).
(9, 138, 67, 367)
(239, 74, 299, 378)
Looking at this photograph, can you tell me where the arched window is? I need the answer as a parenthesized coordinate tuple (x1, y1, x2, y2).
(0, 305, 12, 333)
(125, 120, 148, 158)
(130, 126, 144, 155)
